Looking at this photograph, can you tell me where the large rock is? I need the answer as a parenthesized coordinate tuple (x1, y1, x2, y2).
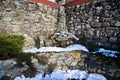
(65, 58, 72, 65)
(2, 59, 16, 70)
(102, 22, 110, 27)
(2, 17, 12, 22)
(115, 21, 120, 27)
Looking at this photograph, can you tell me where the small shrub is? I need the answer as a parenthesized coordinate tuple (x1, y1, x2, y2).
(0, 34, 25, 59)
(16, 53, 34, 68)
(16, 53, 38, 77)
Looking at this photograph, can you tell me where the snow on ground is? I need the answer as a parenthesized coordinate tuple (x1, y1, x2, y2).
(24, 44, 89, 53)
(94, 48, 120, 57)
(14, 69, 107, 80)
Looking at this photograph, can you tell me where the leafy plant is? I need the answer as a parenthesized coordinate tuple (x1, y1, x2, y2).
(16, 53, 34, 68)
(0, 34, 25, 59)
(16, 53, 37, 77)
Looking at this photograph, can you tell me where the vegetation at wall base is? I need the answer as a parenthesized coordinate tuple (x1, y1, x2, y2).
(0, 34, 25, 60)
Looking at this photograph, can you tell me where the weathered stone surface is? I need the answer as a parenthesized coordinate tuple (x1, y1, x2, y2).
(65, 58, 72, 65)
(109, 37, 117, 43)
(49, 58, 57, 63)
(102, 22, 110, 27)
(0, 0, 62, 49)
(2, 17, 12, 22)
(115, 21, 120, 27)
(66, 0, 120, 50)
(2, 59, 16, 70)
(72, 51, 81, 59)
(23, 34, 35, 49)
(71, 62, 77, 66)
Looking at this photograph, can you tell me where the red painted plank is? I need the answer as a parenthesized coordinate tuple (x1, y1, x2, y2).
(31, 0, 95, 7)
(31, 0, 62, 7)
(65, 0, 76, 4)
(64, 0, 94, 7)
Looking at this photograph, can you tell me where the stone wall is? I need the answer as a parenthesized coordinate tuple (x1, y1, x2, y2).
(0, 0, 60, 49)
(0, 0, 120, 50)
(65, 0, 120, 51)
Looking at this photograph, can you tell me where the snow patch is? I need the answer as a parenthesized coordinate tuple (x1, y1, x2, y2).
(94, 48, 120, 57)
(24, 44, 89, 53)
(14, 69, 106, 80)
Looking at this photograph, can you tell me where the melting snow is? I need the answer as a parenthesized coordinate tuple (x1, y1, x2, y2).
(95, 48, 120, 57)
(14, 69, 107, 80)
(24, 44, 89, 53)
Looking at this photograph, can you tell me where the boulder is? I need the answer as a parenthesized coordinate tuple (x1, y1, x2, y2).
(102, 22, 110, 27)
(115, 21, 120, 27)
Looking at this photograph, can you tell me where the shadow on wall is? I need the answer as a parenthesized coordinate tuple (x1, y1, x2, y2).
(34, 36, 46, 49)
(34, 36, 40, 49)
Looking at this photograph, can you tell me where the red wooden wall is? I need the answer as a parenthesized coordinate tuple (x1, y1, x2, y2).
(31, 0, 62, 7)
(31, 0, 94, 7)
(64, 0, 94, 7)
(65, 0, 76, 4)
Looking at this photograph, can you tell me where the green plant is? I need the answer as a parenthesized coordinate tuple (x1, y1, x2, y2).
(16, 53, 37, 77)
(16, 53, 34, 68)
(0, 34, 25, 59)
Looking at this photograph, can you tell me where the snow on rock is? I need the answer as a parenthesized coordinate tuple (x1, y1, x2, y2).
(95, 48, 120, 57)
(24, 44, 89, 53)
(14, 69, 107, 80)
